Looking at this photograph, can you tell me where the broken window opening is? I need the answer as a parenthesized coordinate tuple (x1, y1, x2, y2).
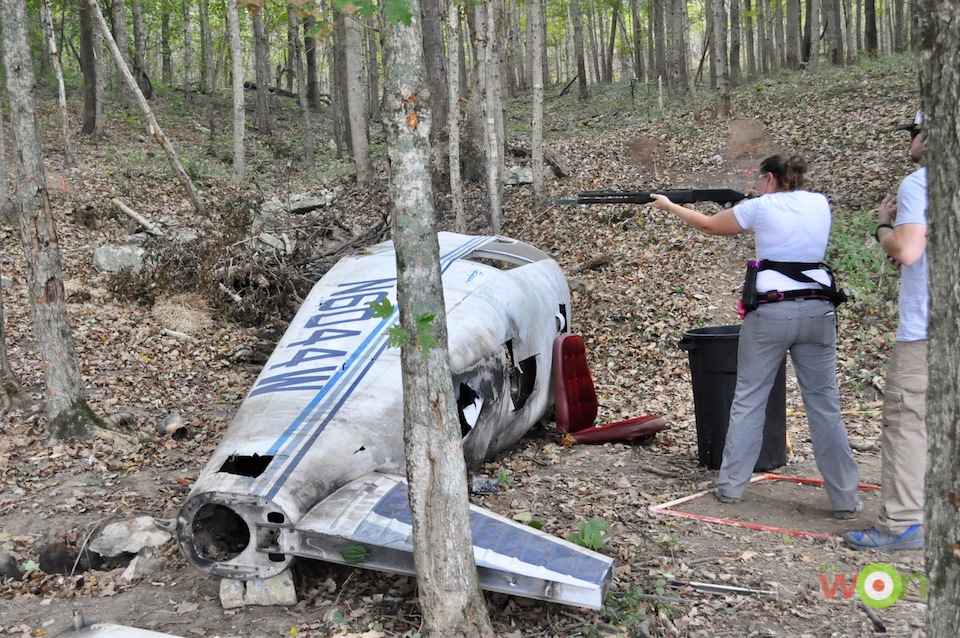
(219, 454, 274, 477)
(456, 382, 484, 437)
(504, 340, 537, 411)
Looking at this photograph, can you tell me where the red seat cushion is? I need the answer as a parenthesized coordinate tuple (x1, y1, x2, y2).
(552, 335, 598, 433)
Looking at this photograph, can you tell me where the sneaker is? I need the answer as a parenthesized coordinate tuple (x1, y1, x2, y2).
(834, 500, 864, 520)
(844, 525, 925, 551)
(714, 489, 741, 504)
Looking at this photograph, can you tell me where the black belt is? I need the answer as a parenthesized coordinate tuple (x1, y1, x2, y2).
(758, 289, 831, 304)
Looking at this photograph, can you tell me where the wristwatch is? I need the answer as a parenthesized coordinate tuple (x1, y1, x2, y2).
(874, 223, 894, 242)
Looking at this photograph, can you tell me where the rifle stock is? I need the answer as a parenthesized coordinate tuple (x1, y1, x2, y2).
(555, 188, 746, 206)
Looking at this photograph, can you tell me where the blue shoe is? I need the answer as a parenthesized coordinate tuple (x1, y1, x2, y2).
(844, 525, 924, 551)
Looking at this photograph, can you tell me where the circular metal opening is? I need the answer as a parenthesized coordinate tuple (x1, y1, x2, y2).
(191, 503, 250, 562)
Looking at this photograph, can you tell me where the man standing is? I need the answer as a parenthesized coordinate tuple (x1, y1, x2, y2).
(845, 110, 928, 551)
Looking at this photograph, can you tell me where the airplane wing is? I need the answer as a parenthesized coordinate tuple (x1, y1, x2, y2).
(287, 472, 614, 610)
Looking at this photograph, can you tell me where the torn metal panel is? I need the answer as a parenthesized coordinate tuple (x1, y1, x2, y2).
(175, 233, 609, 606)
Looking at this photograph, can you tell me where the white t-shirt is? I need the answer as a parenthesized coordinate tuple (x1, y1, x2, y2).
(895, 167, 928, 341)
(732, 190, 833, 292)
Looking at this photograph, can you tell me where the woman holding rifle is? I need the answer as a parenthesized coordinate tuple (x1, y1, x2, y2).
(649, 154, 862, 519)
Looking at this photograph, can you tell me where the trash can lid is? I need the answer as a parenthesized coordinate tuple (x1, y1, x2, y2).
(681, 325, 741, 339)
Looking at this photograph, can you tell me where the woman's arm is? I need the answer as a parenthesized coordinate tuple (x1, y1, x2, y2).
(649, 194, 745, 236)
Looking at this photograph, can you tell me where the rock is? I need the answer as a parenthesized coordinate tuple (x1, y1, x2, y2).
(89, 516, 172, 558)
(0, 551, 23, 580)
(120, 550, 165, 581)
(93, 244, 145, 273)
(219, 569, 298, 609)
(504, 165, 556, 186)
(262, 191, 338, 215)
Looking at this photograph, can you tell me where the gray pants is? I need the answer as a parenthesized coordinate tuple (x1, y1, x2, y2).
(718, 298, 861, 511)
(876, 340, 927, 535)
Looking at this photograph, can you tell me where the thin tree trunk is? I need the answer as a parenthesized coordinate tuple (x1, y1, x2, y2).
(225, 0, 246, 183)
(786, 0, 802, 68)
(864, 0, 877, 54)
(287, 3, 315, 176)
(918, 0, 960, 635)
(252, 6, 272, 134)
(344, 13, 372, 185)
(130, 0, 152, 98)
(89, 0, 206, 213)
(773, 0, 786, 66)
(304, 16, 319, 110)
(199, 0, 213, 91)
(482, 0, 502, 233)
(0, 274, 21, 410)
(93, 15, 105, 136)
(842, 0, 854, 61)
(447, 0, 465, 232)
(79, 0, 99, 135)
(161, 1, 172, 85)
(712, 0, 732, 115)
(604, 0, 620, 83)
(112, 0, 131, 107)
(571, 0, 588, 98)
(629, 0, 644, 81)
(1, 0, 103, 439)
(730, 0, 743, 85)
(807, 0, 821, 69)
(331, 11, 349, 157)
(744, 0, 756, 76)
(365, 18, 381, 122)
(41, 0, 74, 165)
(380, 2, 497, 633)
(530, 0, 546, 210)
(183, 0, 193, 103)
(422, 0, 449, 164)
(0, 105, 10, 217)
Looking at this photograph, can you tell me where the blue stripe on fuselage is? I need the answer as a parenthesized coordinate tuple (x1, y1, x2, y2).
(252, 236, 492, 497)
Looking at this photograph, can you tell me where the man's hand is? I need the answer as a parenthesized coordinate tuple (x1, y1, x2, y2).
(648, 193, 673, 210)
(878, 194, 898, 225)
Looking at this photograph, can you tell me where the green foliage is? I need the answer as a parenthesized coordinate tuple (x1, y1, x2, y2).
(566, 517, 611, 550)
(370, 299, 438, 356)
(826, 209, 899, 313)
(602, 585, 649, 631)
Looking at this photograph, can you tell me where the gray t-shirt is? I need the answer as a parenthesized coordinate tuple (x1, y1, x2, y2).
(895, 167, 928, 341)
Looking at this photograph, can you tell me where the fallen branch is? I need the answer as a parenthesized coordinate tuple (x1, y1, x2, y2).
(573, 253, 613, 273)
(859, 601, 887, 633)
(218, 283, 243, 304)
(113, 199, 164, 236)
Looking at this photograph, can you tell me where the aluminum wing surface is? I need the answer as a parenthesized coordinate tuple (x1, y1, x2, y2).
(290, 472, 613, 610)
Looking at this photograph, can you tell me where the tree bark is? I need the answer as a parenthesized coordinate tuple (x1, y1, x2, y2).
(226, 0, 246, 183)
(199, 0, 213, 92)
(530, 0, 546, 211)
(252, 4, 272, 134)
(864, 0, 878, 55)
(111, 0, 131, 107)
(330, 11, 350, 157)
(379, 2, 496, 634)
(421, 0, 448, 167)
(88, 0, 206, 214)
(447, 0, 465, 233)
(130, 0, 152, 98)
(304, 16, 319, 110)
(0, 100, 10, 218)
(1, 0, 103, 438)
(481, 0, 502, 234)
(287, 3, 316, 176)
(807, 0, 821, 69)
(629, 0, 645, 82)
(41, 0, 74, 165)
(0, 273, 21, 410)
(729, 0, 743, 85)
(161, 0, 172, 85)
(79, 0, 99, 135)
(744, 0, 756, 76)
(365, 18, 381, 122)
(570, 0, 588, 98)
(711, 0, 732, 115)
(344, 12, 372, 185)
(786, 0, 801, 68)
(666, 0, 690, 99)
(183, 0, 193, 103)
(918, 1, 960, 635)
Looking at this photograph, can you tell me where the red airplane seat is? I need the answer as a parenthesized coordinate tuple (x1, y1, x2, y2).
(552, 334, 667, 444)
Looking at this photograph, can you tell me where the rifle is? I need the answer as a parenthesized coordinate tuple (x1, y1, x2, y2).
(555, 188, 747, 206)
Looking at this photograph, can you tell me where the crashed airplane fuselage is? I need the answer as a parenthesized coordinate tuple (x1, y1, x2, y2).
(176, 233, 613, 609)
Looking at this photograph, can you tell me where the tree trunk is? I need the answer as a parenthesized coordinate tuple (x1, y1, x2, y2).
(828, 0, 844, 63)
(807, 0, 821, 69)
(94, 14, 105, 136)
(842, 0, 854, 61)
(571, 0, 588, 98)
(1, 0, 103, 439)
(629, 0, 645, 81)
(712, 0, 732, 115)
(225, 0, 245, 183)
(744, 0, 756, 76)
(421, 0, 449, 166)
(183, 0, 193, 103)
(330, 11, 350, 157)
(344, 12, 372, 186)
(379, 2, 497, 636)
(41, 0, 74, 165)
(365, 18, 381, 122)
(918, 1, 960, 634)
(89, 0, 206, 214)
(0, 104, 10, 218)
(199, 0, 213, 92)
(447, 0, 465, 232)
(892, 0, 906, 52)
(111, 0, 131, 107)
(864, 0, 877, 54)
(773, 0, 785, 66)
(604, 0, 620, 83)
(652, 0, 666, 81)
(786, 0, 801, 68)
(287, 3, 315, 176)
(79, 0, 99, 135)
(304, 16, 319, 110)
(252, 5, 272, 134)
(730, 0, 743, 85)
(161, 1, 172, 85)
(704, 0, 717, 87)
(530, 0, 546, 210)
(667, 0, 690, 99)
(481, 0, 502, 234)
(130, 0, 152, 98)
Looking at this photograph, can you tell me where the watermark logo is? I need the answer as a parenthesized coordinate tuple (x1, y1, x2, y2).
(819, 563, 926, 608)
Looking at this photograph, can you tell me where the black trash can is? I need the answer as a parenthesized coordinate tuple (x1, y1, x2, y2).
(679, 325, 787, 472)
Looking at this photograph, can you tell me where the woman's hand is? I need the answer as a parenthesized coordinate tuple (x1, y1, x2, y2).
(648, 193, 673, 210)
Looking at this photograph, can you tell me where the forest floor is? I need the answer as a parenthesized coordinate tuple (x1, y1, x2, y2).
(0, 55, 929, 637)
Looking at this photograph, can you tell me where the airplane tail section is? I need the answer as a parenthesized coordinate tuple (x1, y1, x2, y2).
(288, 473, 614, 610)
